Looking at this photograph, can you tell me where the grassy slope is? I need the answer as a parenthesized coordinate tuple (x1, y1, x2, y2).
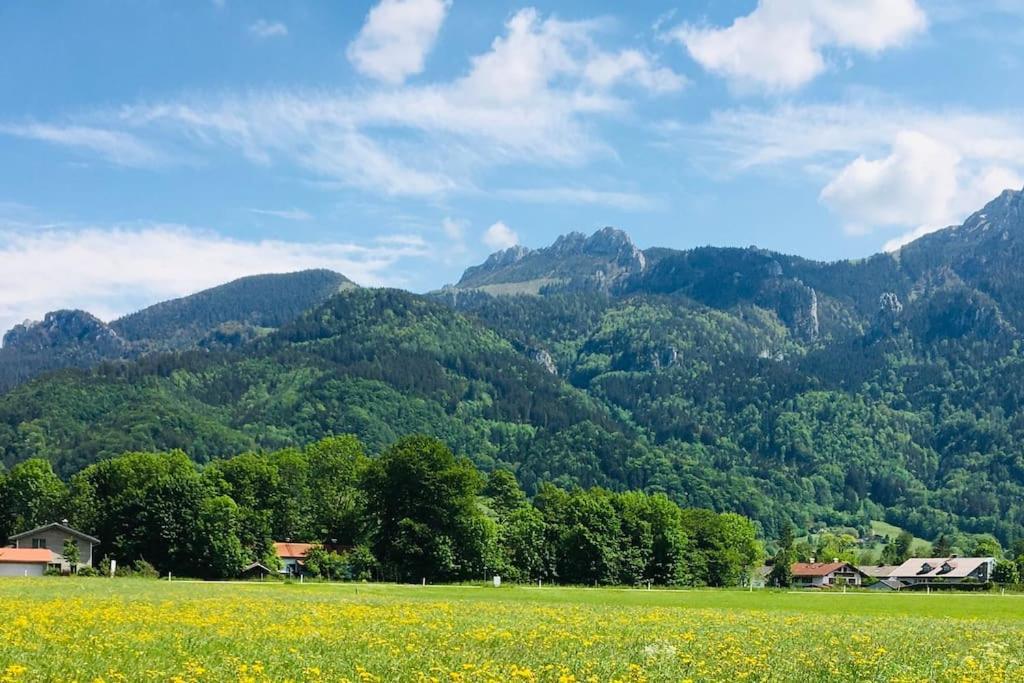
(870, 520, 934, 557)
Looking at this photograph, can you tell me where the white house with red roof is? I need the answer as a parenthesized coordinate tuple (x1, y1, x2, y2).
(274, 542, 316, 577)
(791, 562, 865, 588)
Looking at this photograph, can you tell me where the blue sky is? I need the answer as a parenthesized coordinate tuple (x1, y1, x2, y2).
(2, 0, 1024, 334)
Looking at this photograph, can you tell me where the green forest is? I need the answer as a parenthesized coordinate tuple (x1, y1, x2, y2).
(0, 435, 763, 584)
(2, 190, 1024, 551)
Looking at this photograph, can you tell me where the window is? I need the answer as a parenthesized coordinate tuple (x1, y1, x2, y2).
(31, 538, 47, 549)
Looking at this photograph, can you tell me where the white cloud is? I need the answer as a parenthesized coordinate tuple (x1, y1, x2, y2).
(0, 225, 430, 338)
(248, 19, 288, 39)
(881, 164, 1024, 250)
(249, 208, 312, 221)
(0, 123, 164, 167)
(10, 9, 683, 200)
(669, 0, 926, 91)
(497, 186, 658, 210)
(482, 221, 518, 250)
(97, 8, 681, 198)
(347, 0, 451, 84)
(583, 49, 688, 94)
(820, 131, 959, 234)
(690, 102, 1024, 249)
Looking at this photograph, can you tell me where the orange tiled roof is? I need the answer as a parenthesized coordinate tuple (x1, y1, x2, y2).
(0, 548, 57, 564)
(274, 542, 315, 559)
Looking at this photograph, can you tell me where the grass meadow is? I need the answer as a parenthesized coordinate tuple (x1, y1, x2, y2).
(1, 578, 1023, 682)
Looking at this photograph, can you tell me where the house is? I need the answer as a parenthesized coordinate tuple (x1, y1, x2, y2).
(866, 578, 905, 591)
(8, 521, 100, 572)
(0, 548, 62, 577)
(858, 565, 900, 580)
(888, 557, 995, 589)
(274, 542, 315, 576)
(791, 562, 865, 588)
(241, 561, 273, 580)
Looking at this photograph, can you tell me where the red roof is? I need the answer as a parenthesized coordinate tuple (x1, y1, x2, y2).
(0, 548, 56, 564)
(791, 562, 850, 577)
(274, 542, 315, 559)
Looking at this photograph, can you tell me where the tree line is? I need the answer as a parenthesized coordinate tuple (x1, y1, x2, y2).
(0, 434, 764, 584)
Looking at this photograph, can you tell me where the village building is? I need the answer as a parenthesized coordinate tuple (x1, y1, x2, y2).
(791, 562, 865, 588)
(274, 542, 315, 576)
(7, 521, 100, 573)
(857, 565, 900, 580)
(0, 548, 63, 577)
(888, 557, 995, 589)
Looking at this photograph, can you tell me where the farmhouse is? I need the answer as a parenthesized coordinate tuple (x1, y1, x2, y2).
(0, 548, 62, 577)
(274, 542, 315, 576)
(857, 565, 900, 580)
(8, 521, 100, 573)
(791, 562, 865, 588)
(888, 557, 995, 588)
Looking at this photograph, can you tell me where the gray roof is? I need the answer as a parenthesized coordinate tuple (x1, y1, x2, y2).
(9, 522, 100, 545)
(867, 578, 905, 590)
(858, 565, 901, 578)
(890, 557, 993, 579)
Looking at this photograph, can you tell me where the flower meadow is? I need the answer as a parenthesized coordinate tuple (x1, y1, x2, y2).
(1, 580, 1023, 682)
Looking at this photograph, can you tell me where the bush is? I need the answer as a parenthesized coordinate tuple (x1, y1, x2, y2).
(130, 559, 160, 578)
(76, 566, 98, 577)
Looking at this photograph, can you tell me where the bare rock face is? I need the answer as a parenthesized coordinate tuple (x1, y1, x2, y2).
(583, 227, 647, 274)
(2, 310, 126, 355)
(454, 227, 646, 291)
(532, 349, 558, 375)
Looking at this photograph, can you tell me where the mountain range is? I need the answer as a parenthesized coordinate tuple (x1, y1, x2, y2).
(3, 188, 1024, 544)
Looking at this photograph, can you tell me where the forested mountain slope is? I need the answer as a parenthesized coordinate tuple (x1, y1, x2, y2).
(2, 189, 1024, 545)
(0, 269, 353, 391)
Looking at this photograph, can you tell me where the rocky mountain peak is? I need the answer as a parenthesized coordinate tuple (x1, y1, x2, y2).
(958, 186, 1024, 237)
(455, 228, 646, 291)
(2, 310, 125, 353)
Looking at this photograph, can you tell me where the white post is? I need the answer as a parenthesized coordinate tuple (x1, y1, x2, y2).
(422, 577, 426, 587)
(168, 572, 172, 582)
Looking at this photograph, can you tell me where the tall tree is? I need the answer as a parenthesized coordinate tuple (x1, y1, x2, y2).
(932, 533, 953, 557)
(1, 458, 66, 541)
(305, 435, 370, 546)
(363, 435, 487, 582)
(769, 525, 796, 588)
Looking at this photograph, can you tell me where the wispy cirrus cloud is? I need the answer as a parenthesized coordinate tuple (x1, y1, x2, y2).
(0, 223, 431, 337)
(248, 19, 288, 39)
(248, 208, 313, 221)
(5, 8, 684, 201)
(0, 123, 165, 167)
(497, 186, 659, 211)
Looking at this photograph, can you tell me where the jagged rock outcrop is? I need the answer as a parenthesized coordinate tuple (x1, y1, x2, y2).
(531, 349, 558, 375)
(2, 310, 127, 356)
(454, 227, 646, 292)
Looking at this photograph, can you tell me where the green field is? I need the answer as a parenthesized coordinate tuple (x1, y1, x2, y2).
(1, 579, 1022, 682)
